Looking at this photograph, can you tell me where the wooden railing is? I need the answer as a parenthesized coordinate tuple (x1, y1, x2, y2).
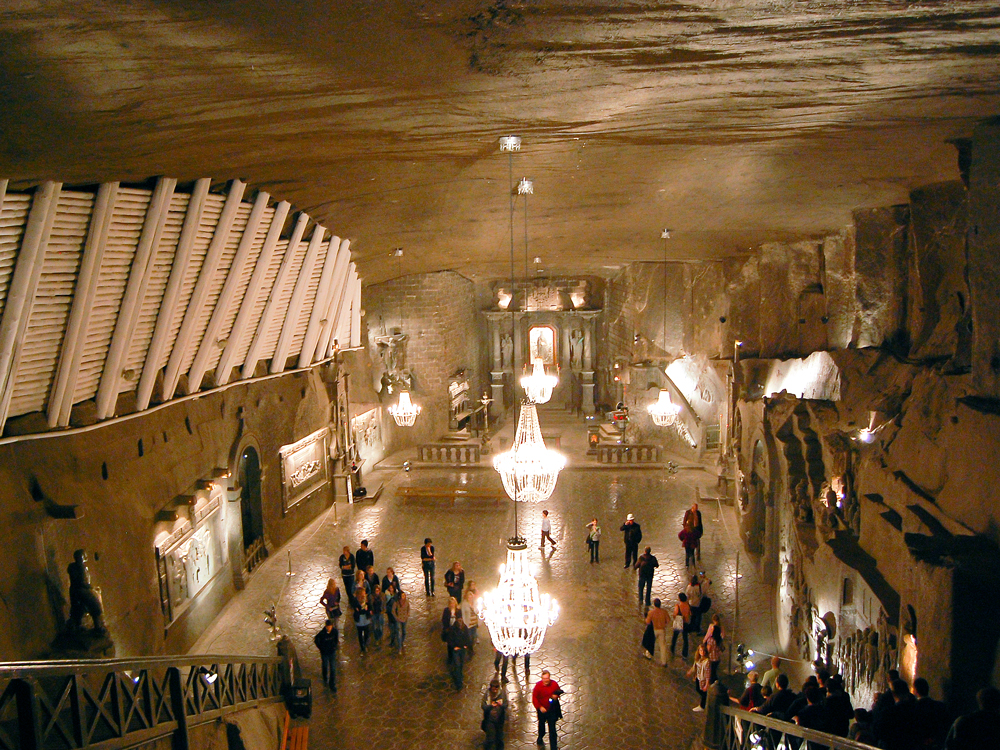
(0, 654, 284, 750)
(244, 537, 269, 576)
(596, 444, 660, 464)
(416, 443, 481, 464)
(717, 705, 878, 750)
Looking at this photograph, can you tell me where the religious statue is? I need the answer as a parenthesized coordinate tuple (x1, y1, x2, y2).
(67, 549, 106, 634)
(501, 334, 513, 370)
(570, 329, 584, 370)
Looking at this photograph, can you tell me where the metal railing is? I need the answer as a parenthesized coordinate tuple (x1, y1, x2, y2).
(0, 654, 284, 750)
(719, 706, 878, 750)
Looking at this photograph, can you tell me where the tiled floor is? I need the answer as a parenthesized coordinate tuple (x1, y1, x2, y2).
(193, 411, 779, 749)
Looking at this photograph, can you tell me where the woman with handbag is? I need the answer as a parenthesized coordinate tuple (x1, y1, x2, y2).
(670, 592, 692, 658)
(585, 518, 601, 563)
(353, 588, 372, 653)
(319, 577, 342, 630)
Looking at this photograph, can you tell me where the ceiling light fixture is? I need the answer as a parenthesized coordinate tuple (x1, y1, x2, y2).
(388, 247, 420, 427)
(494, 399, 565, 504)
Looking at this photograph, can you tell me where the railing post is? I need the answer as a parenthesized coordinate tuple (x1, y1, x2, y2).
(703, 681, 730, 749)
(13, 678, 39, 750)
(167, 667, 189, 750)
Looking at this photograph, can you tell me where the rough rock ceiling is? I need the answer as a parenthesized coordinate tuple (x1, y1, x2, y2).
(2, 1, 999, 284)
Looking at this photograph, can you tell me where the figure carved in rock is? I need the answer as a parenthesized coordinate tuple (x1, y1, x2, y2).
(501, 334, 513, 370)
(570, 329, 584, 370)
(68, 549, 105, 634)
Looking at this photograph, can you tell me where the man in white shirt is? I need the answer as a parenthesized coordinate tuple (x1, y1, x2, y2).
(540, 510, 556, 549)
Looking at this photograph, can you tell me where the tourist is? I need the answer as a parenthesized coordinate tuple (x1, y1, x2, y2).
(760, 655, 781, 691)
(679, 521, 699, 569)
(620, 513, 643, 569)
(420, 537, 436, 596)
(442, 595, 460, 659)
(645, 597, 669, 665)
(352, 588, 372, 653)
(683, 501, 704, 562)
(445, 560, 465, 601)
(945, 686, 1000, 750)
(586, 518, 601, 563)
(634, 546, 659, 607)
(532, 670, 563, 749)
(734, 670, 765, 710)
(703, 613, 725, 683)
(446, 614, 470, 690)
(671, 591, 692, 658)
(913, 677, 950, 750)
(461, 588, 480, 657)
(365, 564, 380, 595)
(786, 676, 820, 723)
(482, 676, 507, 750)
(392, 589, 410, 653)
(540, 509, 556, 549)
(319, 577, 342, 628)
(687, 643, 712, 712)
(353, 569, 370, 602)
(878, 679, 921, 750)
(685, 574, 704, 633)
(385, 582, 399, 648)
(753, 673, 797, 719)
(382, 566, 402, 594)
(370, 583, 384, 644)
(794, 686, 828, 732)
(339, 546, 356, 602)
(313, 619, 339, 691)
(824, 674, 854, 737)
(356, 539, 374, 574)
(849, 708, 876, 745)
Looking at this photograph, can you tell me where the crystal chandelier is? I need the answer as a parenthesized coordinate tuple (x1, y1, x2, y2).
(478, 538, 558, 656)
(389, 390, 421, 427)
(493, 401, 565, 503)
(648, 388, 680, 426)
(520, 358, 558, 405)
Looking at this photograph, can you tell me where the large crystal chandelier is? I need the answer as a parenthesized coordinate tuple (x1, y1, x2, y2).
(648, 388, 680, 426)
(478, 538, 559, 656)
(520, 358, 558, 405)
(389, 390, 421, 427)
(493, 401, 565, 503)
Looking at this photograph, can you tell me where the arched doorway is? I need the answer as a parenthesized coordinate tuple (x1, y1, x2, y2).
(238, 446, 264, 550)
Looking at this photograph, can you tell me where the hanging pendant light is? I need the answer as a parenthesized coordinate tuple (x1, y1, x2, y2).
(521, 357, 558, 404)
(493, 400, 565, 503)
(477, 538, 559, 656)
(648, 388, 681, 426)
(389, 390, 421, 427)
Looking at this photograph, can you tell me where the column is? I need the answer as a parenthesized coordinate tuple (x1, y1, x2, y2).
(581, 314, 596, 413)
(491, 316, 502, 371)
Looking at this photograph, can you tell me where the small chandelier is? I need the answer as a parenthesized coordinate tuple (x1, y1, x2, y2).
(493, 401, 565, 503)
(520, 358, 558, 404)
(648, 388, 680, 426)
(389, 390, 421, 427)
(477, 538, 558, 656)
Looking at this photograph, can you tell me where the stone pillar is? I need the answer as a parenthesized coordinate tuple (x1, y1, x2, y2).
(581, 370, 596, 414)
(490, 373, 504, 417)
(583, 317, 594, 371)
(491, 317, 501, 371)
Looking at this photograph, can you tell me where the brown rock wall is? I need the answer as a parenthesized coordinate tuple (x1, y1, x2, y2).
(968, 120, 1000, 397)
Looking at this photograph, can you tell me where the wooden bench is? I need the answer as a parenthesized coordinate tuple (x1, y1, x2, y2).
(397, 485, 503, 506)
(281, 711, 308, 750)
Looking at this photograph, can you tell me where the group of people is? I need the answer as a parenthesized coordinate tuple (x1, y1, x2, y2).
(312, 539, 412, 691)
(719, 659, 999, 750)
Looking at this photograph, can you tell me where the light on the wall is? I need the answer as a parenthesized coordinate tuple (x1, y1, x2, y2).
(499, 136, 522, 152)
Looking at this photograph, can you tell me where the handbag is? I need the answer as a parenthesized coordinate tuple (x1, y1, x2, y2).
(699, 596, 711, 613)
(672, 613, 685, 631)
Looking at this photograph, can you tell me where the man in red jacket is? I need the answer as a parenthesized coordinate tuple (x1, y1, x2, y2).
(532, 669, 563, 748)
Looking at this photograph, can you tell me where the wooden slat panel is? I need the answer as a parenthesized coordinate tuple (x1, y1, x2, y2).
(232, 238, 287, 366)
(258, 235, 307, 359)
(176, 200, 252, 380)
(0, 194, 32, 324)
(72, 187, 151, 404)
(8, 192, 92, 416)
(155, 194, 225, 369)
(123, 191, 191, 380)
(287, 238, 329, 360)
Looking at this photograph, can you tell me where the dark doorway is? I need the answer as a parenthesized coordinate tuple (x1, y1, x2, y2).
(238, 447, 264, 550)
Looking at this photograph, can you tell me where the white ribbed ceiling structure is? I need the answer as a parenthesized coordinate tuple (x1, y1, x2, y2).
(0, 177, 359, 435)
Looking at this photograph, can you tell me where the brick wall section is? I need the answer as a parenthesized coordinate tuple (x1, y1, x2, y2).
(365, 271, 480, 450)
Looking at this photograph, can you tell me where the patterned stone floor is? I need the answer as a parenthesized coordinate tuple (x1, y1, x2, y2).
(193, 420, 780, 750)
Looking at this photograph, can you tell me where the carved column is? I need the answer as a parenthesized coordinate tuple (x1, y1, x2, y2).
(581, 312, 596, 413)
(491, 317, 501, 371)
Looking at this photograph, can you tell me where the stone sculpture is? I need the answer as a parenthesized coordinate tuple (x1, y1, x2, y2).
(67, 549, 105, 634)
(501, 334, 513, 370)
